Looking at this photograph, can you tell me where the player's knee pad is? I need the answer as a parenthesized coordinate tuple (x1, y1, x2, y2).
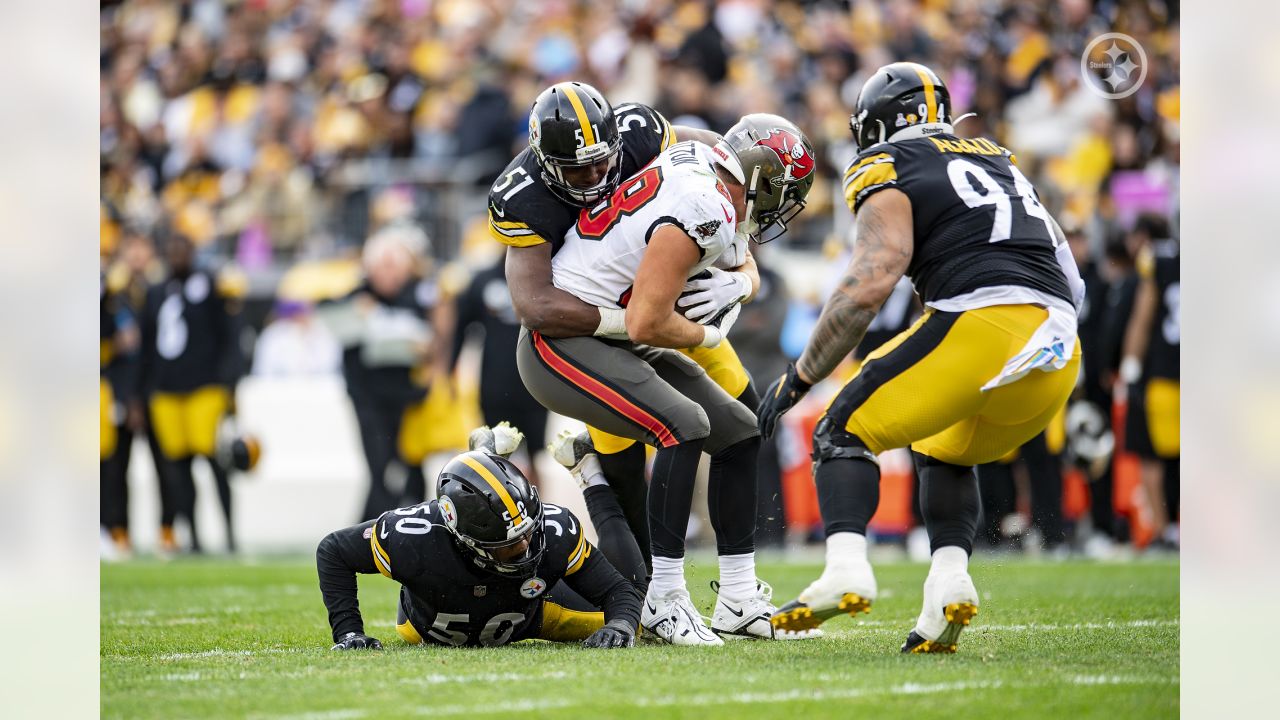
(811, 416, 879, 466)
(668, 401, 710, 444)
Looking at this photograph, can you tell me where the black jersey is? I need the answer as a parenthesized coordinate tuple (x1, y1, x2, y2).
(1139, 239, 1179, 380)
(140, 269, 244, 394)
(317, 500, 640, 646)
(333, 279, 437, 405)
(487, 103, 675, 253)
(841, 134, 1072, 307)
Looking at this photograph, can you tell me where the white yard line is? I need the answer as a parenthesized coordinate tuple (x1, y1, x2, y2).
(250, 672, 1178, 719)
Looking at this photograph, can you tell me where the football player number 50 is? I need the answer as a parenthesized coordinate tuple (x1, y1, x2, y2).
(427, 611, 525, 647)
(947, 159, 1056, 245)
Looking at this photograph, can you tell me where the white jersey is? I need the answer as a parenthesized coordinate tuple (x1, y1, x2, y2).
(552, 141, 745, 309)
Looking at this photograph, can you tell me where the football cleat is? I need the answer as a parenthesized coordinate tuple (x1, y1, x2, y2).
(770, 561, 877, 633)
(549, 428, 602, 489)
(642, 587, 724, 647)
(468, 422, 524, 459)
(901, 572, 980, 654)
(710, 579, 775, 639)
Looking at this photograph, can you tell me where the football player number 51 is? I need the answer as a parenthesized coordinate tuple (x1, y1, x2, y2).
(493, 166, 534, 202)
(946, 159, 1056, 245)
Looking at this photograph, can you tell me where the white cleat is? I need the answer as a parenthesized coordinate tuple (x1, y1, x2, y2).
(711, 580, 776, 639)
(642, 587, 723, 646)
(901, 572, 980, 654)
(468, 422, 524, 459)
(771, 560, 877, 633)
(548, 428, 602, 489)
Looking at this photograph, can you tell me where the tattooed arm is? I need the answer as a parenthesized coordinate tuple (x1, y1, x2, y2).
(795, 189, 914, 384)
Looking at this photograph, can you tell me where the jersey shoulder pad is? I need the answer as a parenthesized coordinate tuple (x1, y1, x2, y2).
(542, 503, 593, 576)
(369, 503, 441, 580)
(842, 145, 899, 214)
(487, 151, 558, 248)
(667, 169, 737, 255)
(615, 102, 675, 167)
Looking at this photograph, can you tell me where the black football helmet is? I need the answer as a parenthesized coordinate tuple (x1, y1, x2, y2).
(436, 450, 545, 577)
(528, 82, 623, 207)
(714, 114, 817, 243)
(851, 62, 953, 150)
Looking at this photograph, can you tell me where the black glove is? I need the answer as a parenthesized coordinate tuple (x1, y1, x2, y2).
(757, 363, 812, 440)
(582, 619, 635, 649)
(331, 632, 383, 650)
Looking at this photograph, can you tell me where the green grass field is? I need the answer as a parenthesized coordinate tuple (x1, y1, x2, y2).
(102, 556, 1178, 719)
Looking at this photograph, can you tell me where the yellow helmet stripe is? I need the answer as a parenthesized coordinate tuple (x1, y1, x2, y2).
(909, 64, 937, 123)
(560, 85, 596, 146)
(459, 454, 523, 524)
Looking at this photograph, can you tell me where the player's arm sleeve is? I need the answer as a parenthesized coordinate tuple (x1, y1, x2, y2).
(1049, 216, 1087, 312)
(215, 270, 248, 389)
(842, 150, 899, 214)
(448, 274, 483, 371)
(315, 519, 381, 642)
(139, 289, 158, 396)
(562, 531, 643, 631)
(488, 208, 549, 248)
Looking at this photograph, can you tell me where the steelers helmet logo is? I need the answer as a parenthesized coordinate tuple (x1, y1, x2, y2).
(528, 113, 541, 149)
(438, 495, 458, 530)
(520, 577, 547, 599)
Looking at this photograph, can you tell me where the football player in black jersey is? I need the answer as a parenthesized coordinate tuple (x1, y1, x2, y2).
(317, 445, 642, 650)
(489, 82, 759, 579)
(757, 62, 1086, 653)
(1120, 220, 1179, 551)
(141, 233, 247, 553)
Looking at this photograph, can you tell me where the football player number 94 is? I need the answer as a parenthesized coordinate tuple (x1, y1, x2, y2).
(946, 159, 1056, 245)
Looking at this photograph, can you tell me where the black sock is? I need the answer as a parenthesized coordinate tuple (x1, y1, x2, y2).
(708, 436, 759, 555)
(208, 458, 235, 552)
(977, 461, 1015, 544)
(916, 452, 980, 555)
(815, 457, 880, 537)
(583, 484, 648, 589)
(1022, 432, 1064, 547)
(647, 439, 706, 558)
(599, 442, 652, 569)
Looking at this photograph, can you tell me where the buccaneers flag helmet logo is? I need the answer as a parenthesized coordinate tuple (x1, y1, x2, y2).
(755, 129, 815, 185)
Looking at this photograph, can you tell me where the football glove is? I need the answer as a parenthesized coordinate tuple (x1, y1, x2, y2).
(677, 268, 752, 323)
(757, 363, 812, 439)
(582, 619, 635, 649)
(331, 632, 383, 650)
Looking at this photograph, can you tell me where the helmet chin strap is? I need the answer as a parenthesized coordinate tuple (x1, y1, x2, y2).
(741, 164, 762, 240)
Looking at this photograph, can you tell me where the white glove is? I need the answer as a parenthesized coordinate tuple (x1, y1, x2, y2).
(677, 268, 752, 323)
(697, 302, 741, 348)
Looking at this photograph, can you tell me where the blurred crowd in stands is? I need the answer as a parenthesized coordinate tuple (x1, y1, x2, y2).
(100, 0, 1180, 559)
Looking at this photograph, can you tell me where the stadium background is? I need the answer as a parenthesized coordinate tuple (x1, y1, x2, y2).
(98, 0, 1180, 556)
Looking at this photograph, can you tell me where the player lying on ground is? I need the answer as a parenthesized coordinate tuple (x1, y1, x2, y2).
(756, 62, 1086, 653)
(516, 115, 816, 645)
(493, 82, 761, 584)
(316, 425, 642, 649)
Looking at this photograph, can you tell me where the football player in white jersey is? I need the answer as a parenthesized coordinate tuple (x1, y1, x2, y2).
(517, 115, 816, 645)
